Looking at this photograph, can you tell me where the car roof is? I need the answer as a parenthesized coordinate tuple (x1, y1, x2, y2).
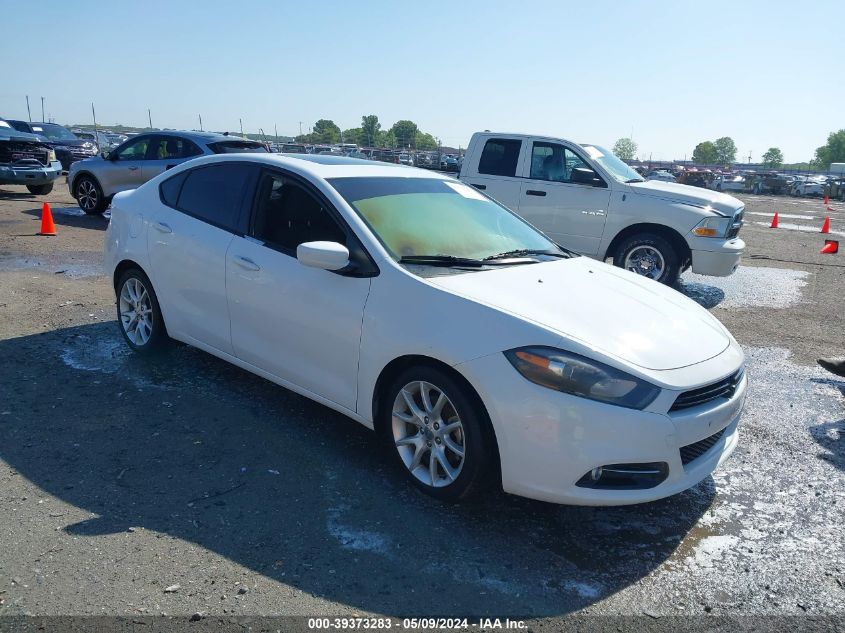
(175, 153, 453, 181)
(134, 130, 260, 143)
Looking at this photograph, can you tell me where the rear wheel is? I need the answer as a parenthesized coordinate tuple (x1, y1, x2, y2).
(116, 269, 170, 354)
(380, 366, 493, 501)
(26, 183, 53, 195)
(74, 175, 108, 214)
(614, 233, 681, 285)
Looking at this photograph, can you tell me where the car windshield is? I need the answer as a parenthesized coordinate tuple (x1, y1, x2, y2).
(329, 177, 562, 262)
(580, 144, 643, 183)
(29, 124, 78, 141)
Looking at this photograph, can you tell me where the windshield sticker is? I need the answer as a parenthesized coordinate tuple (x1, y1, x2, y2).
(32, 126, 43, 132)
(445, 182, 487, 201)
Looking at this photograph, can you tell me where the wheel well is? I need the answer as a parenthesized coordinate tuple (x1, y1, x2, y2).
(605, 223, 691, 266)
(371, 354, 502, 477)
(113, 259, 146, 292)
(70, 170, 99, 196)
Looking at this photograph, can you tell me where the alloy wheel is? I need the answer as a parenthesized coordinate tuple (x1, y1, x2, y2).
(119, 277, 154, 346)
(77, 179, 99, 211)
(624, 245, 666, 280)
(391, 380, 466, 488)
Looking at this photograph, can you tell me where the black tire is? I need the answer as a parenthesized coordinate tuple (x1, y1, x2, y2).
(115, 268, 170, 354)
(379, 365, 494, 502)
(614, 233, 681, 285)
(26, 183, 53, 195)
(74, 175, 108, 214)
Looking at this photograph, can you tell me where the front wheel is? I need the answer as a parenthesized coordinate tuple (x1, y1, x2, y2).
(614, 233, 681, 285)
(380, 366, 494, 501)
(74, 175, 109, 214)
(116, 269, 170, 354)
(27, 183, 53, 195)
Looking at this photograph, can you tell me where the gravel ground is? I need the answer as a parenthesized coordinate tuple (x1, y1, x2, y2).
(0, 184, 843, 630)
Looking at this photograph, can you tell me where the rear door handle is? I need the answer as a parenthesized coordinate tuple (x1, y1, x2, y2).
(154, 222, 172, 233)
(471, 183, 486, 190)
(526, 190, 547, 197)
(234, 256, 260, 271)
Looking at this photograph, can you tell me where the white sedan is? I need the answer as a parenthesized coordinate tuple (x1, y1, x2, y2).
(105, 154, 746, 505)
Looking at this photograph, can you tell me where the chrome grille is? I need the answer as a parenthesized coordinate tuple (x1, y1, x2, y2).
(680, 428, 726, 465)
(0, 141, 49, 166)
(670, 368, 744, 412)
(727, 209, 744, 238)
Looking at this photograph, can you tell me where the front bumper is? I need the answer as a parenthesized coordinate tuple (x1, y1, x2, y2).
(0, 161, 63, 186)
(689, 236, 744, 277)
(456, 351, 746, 506)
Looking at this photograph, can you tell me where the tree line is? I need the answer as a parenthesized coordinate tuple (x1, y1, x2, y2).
(613, 128, 845, 171)
(295, 115, 440, 150)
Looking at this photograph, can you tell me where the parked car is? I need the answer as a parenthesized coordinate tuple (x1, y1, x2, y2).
(346, 150, 369, 160)
(6, 121, 98, 170)
(278, 143, 308, 154)
(459, 132, 745, 285)
(0, 119, 63, 194)
(398, 153, 413, 166)
(792, 176, 825, 197)
(711, 175, 745, 192)
(67, 131, 267, 214)
(105, 153, 746, 505)
(646, 170, 677, 183)
(746, 173, 789, 195)
(440, 154, 459, 171)
(371, 149, 399, 164)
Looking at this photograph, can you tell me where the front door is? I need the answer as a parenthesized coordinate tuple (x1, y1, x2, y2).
(104, 135, 153, 192)
(226, 170, 371, 410)
(516, 141, 611, 256)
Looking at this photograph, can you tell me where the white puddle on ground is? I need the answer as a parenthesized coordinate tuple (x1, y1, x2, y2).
(746, 211, 817, 220)
(680, 266, 810, 310)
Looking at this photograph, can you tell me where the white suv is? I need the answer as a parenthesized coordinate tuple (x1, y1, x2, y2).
(460, 132, 745, 285)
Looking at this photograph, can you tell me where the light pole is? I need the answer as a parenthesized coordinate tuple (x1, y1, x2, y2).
(198, 114, 203, 131)
(239, 118, 244, 136)
(41, 97, 45, 122)
(148, 109, 153, 129)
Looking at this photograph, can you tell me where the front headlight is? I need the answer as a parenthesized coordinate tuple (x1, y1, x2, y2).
(47, 149, 57, 162)
(504, 347, 660, 410)
(692, 216, 731, 238)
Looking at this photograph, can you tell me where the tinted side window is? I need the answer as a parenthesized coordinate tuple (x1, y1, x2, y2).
(251, 172, 346, 252)
(151, 136, 203, 159)
(208, 141, 268, 154)
(477, 139, 522, 177)
(159, 171, 188, 208)
(176, 163, 251, 231)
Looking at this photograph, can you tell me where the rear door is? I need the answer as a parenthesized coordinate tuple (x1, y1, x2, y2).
(147, 162, 256, 354)
(516, 141, 610, 256)
(142, 136, 203, 182)
(460, 137, 526, 210)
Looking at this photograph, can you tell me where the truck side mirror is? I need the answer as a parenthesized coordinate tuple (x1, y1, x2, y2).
(571, 167, 605, 187)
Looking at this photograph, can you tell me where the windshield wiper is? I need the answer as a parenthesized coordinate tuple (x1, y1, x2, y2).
(483, 248, 571, 261)
(625, 178, 645, 183)
(399, 255, 485, 267)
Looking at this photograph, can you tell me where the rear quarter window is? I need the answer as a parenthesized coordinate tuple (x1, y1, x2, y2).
(477, 138, 522, 177)
(173, 163, 253, 231)
(159, 170, 188, 208)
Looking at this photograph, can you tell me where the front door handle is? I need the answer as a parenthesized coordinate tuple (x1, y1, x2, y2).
(128, 166, 139, 171)
(526, 190, 547, 197)
(234, 256, 260, 272)
(154, 222, 172, 234)
(471, 183, 487, 190)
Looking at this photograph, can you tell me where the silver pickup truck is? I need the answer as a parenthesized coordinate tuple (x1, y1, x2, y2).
(0, 119, 63, 195)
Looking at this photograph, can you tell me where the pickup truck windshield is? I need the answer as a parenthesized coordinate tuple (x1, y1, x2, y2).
(329, 177, 561, 261)
(581, 144, 644, 183)
(29, 124, 78, 142)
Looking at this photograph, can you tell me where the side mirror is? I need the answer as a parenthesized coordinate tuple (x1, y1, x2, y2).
(296, 241, 350, 271)
(571, 166, 604, 186)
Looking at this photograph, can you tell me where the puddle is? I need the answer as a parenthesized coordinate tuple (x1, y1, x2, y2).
(0, 255, 104, 278)
(679, 266, 809, 310)
(52, 207, 86, 217)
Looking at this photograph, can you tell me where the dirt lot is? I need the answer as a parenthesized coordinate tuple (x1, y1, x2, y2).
(0, 182, 843, 629)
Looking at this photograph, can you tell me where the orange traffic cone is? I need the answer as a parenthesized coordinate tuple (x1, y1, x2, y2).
(823, 194, 829, 205)
(820, 217, 831, 234)
(770, 212, 779, 228)
(820, 239, 838, 254)
(39, 202, 57, 236)
(827, 205, 834, 212)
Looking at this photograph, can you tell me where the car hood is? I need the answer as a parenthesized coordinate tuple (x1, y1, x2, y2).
(628, 179, 742, 216)
(428, 257, 730, 371)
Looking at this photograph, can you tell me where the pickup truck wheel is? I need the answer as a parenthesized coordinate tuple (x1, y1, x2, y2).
(615, 233, 680, 285)
(26, 183, 53, 195)
(74, 176, 108, 214)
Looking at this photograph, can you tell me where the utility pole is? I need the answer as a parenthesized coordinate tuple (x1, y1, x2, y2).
(239, 118, 244, 136)
(148, 109, 153, 129)
(25, 96, 32, 122)
(92, 103, 99, 136)
(41, 97, 45, 122)
(274, 123, 278, 146)
(198, 114, 203, 131)
(299, 121, 303, 137)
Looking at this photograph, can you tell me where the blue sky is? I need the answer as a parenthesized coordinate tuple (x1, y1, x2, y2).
(2, 0, 842, 162)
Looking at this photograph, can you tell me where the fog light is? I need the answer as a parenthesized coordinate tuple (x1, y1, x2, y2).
(590, 467, 603, 482)
(576, 462, 669, 490)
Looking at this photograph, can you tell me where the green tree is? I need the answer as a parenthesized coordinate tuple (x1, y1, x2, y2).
(377, 129, 396, 148)
(342, 128, 364, 145)
(414, 132, 438, 151)
(692, 141, 719, 164)
(312, 119, 341, 144)
(361, 115, 381, 147)
(761, 147, 784, 169)
(390, 120, 419, 148)
(612, 137, 637, 160)
(714, 136, 737, 165)
(812, 129, 845, 170)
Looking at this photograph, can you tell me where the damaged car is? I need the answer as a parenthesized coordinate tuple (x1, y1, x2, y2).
(0, 119, 63, 194)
